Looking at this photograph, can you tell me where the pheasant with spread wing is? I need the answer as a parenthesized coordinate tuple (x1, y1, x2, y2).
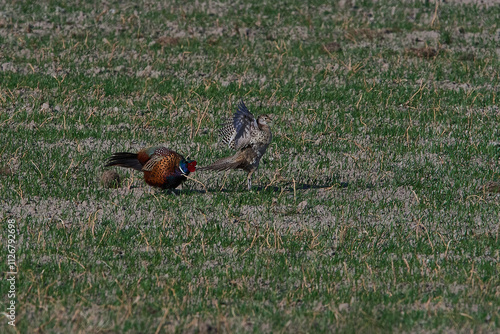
(198, 100, 272, 190)
(105, 146, 196, 190)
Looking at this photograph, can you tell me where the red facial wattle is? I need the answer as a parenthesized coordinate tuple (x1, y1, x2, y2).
(187, 161, 197, 172)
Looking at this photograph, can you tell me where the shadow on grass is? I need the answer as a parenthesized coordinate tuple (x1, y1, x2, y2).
(174, 168, 355, 194)
(120, 178, 349, 195)
(203, 180, 349, 194)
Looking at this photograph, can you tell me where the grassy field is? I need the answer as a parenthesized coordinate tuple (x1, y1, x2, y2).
(1, 0, 499, 332)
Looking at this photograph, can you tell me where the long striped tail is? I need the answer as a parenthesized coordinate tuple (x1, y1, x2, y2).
(105, 152, 143, 171)
(197, 155, 241, 172)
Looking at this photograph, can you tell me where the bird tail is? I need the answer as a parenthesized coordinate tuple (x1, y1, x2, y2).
(105, 152, 143, 171)
(198, 155, 241, 172)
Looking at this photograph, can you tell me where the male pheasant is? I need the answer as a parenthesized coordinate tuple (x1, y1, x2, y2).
(105, 146, 196, 189)
(198, 100, 272, 190)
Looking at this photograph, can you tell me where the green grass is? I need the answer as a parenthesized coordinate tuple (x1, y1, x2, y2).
(1, 0, 499, 333)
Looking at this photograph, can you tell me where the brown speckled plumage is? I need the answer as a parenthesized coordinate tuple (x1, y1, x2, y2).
(105, 146, 196, 190)
(199, 100, 272, 190)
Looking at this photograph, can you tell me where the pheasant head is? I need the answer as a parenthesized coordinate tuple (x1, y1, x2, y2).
(257, 114, 273, 126)
(179, 159, 197, 175)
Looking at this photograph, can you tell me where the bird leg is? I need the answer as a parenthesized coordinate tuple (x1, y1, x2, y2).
(246, 170, 255, 191)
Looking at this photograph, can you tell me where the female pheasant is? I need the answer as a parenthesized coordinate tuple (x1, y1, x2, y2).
(198, 100, 272, 190)
(105, 146, 196, 189)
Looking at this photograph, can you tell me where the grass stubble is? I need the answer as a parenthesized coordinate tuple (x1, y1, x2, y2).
(0, 0, 499, 333)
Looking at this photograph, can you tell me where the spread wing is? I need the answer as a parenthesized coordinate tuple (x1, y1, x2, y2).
(219, 120, 237, 149)
(218, 100, 257, 150)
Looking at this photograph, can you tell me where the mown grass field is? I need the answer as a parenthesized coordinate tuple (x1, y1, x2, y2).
(1, 0, 499, 332)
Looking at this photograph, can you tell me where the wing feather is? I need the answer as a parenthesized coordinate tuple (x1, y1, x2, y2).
(218, 120, 237, 149)
(218, 100, 257, 150)
(141, 154, 164, 172)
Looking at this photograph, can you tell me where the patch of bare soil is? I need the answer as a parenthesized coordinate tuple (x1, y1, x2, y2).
(155, 36, 180, 47)
(322, 41, 342, 53)
(345, 28, 383, 42)
(446, 0, 500, 7)
(406, 46, 438, 59)
(477, 181, 500, 193)
(0, 166, 13, 176)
